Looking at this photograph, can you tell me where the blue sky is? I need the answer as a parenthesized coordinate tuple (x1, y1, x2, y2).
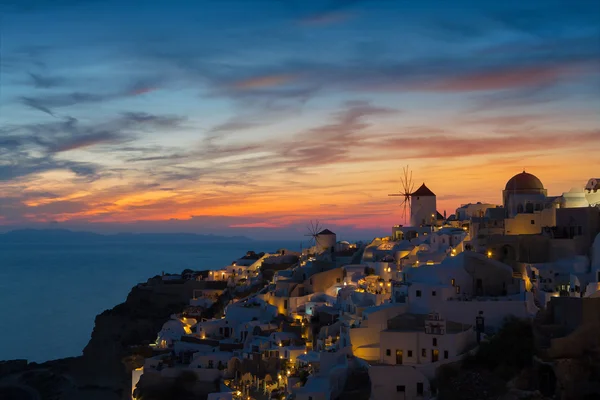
(0, 0, 599, 239)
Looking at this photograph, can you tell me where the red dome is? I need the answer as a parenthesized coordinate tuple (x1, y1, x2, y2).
(505, 171, 544, 191)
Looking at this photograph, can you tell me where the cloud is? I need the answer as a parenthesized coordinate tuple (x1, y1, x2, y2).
(27, 72, 66, 89)
(19, 79, 162, 116)
(0, 112, 185, 184)
(233, 74, 297, 90)
(420, 65, 574, 92)
(297, 0, 363, 26)
(0, 156, 101, 182)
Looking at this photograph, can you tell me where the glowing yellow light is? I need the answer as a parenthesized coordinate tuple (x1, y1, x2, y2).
(379, 282, 383, 286)
(278, 343, 282, 347)
(387, 282, 391, 287)
(343, 281, 347, 286)
(487, 250, 492, 258)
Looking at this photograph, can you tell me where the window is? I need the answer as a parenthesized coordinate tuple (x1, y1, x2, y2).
(397, 385, 406, 392)
(336, 278, 341, 283)
(386, 349, 391, 356)
(208, 360, 214, 369)
(455, 286, 460, 294)
(444, 350, 449, 359)
(395, 349, 403, 365)
(417, 382, 424, 396)
(432, 291, 436, 296)
(530, 219, 535, 225)
(422, 349, 426, 357)
(416, 290, 422, 297)
(451, 278, 455, 287)
(408, 350, 413, 357)
(283, 300, 288, 309)
(433, 338, 437, 346)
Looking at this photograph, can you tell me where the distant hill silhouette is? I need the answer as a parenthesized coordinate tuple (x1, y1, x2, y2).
(0, 229, 253, 243)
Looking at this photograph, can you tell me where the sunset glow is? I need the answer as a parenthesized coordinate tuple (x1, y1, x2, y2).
(1, 0, 599, 239)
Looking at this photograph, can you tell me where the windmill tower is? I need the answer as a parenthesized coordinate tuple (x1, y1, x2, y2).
(305, 220, 336, 255)
(389, 165, 415, 226)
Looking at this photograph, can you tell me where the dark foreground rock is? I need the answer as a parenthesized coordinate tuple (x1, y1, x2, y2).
(0, 279, 193, 400)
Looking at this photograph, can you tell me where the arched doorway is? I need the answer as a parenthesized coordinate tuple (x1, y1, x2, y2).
(228, 357, 242, 380)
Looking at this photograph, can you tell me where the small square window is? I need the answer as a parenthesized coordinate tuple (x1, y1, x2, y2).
(397, 385, 405, 392)
(530, 219, 535, 225)
(336, 278, 341, 283)
(386, 349, 391, 356)
(444, 351, 449, 359)
(433, 338, 437, 346)
(432, 291, 436, 296)
(422, 349, 426, 357)
(416, 290, 422, 297)
(408, 350, 413, 357)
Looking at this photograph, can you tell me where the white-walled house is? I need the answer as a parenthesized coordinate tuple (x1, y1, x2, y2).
(155, 317, 196, 348)
(369, 365, 431, 400)
(349, 303, 408, 360)
(367, 312, 475, 400)
(391, 252, 536, 329)
(189, 351, 233, 370)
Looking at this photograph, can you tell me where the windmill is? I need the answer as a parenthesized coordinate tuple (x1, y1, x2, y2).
(305, 220, 323, 254)
(388, 165, 415, 225)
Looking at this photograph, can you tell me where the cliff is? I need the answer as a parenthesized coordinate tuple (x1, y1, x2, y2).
(0, 278, 197, 400)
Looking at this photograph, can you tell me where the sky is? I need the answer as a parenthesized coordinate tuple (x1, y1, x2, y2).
(0, 0, 599, 240)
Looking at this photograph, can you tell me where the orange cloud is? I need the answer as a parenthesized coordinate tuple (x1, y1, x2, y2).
(421, 64, 587, 92)
(233, 74, 296, 90)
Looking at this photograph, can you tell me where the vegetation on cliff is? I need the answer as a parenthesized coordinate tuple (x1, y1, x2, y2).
(435, 317, 536, 400)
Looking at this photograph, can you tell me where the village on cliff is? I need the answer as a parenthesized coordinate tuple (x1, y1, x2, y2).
(130, 172, 600, 400)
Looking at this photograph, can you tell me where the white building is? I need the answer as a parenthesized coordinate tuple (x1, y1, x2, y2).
(410, 183, 437, 227)
(368, 312, 475, 400)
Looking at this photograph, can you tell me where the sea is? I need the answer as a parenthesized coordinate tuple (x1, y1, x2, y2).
(0, 240, 299, 363)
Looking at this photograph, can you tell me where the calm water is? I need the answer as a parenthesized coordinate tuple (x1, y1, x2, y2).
(0, 240, 298, 363)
